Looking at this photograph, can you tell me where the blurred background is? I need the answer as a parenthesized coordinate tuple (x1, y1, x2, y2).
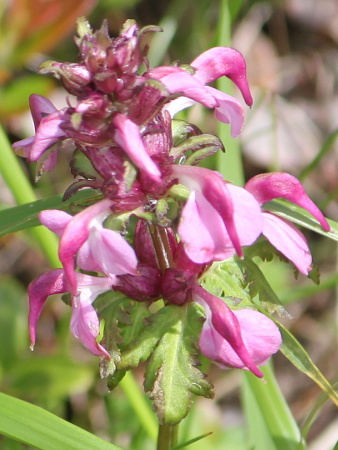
(0, 0, 337, 449)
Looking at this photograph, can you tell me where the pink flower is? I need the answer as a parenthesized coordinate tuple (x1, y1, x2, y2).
(173, 165, 262, 264)
(29, 200, 139, 358)
(39, 199, 138, 293)
(28, 269, 112, 358)
(148, 47, 252, 137)
(245, 173, 330, 274)
(192, 286, 281, 377)
(112, 113, 162, 183)
(12, 94, 67, 172)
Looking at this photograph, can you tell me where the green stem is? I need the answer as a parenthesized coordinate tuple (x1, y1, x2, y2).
(216, 0, 245, 185)
(157, 424, 179, 450)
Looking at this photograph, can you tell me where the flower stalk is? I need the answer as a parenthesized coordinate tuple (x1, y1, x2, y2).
(157, 424, 179, 450)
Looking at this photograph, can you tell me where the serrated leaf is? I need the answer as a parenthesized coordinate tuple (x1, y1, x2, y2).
(120, 301, 152, 347)
(97, 293, 134, 375)
(276, 320, 338, 407)
(0, 189, 102, 237)
(237, 257, 290, 317)
(118, 306, 173, 370)
(144, 304, 213, 425)
(201, 258, 252, 307)
(265, 200, 336, 241)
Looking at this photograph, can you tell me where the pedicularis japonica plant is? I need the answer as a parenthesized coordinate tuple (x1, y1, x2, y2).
(12, 17, 336, 448)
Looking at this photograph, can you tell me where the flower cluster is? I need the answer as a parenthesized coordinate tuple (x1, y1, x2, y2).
(15, 18, 330, 381)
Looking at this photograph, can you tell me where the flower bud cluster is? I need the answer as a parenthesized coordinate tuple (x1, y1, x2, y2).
(15, 18, 330, 378)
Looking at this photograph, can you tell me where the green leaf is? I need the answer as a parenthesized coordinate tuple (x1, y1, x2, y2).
(171, 120, 201, 147)
(171, 432, 213, 450)
(171, 134, 224, 165)
(143, 304, 213, 425)
(237, 257, 290, 317)
(70, 149, 100, 179)
(7, 356, 94, 402)
(118, 304, 175, 370)
(0, 189, 101, 237)
(300, 383, 337, 442)
(276, 321, 338, 406)
(299, 128, 338, 180)
(0, 278, 27, 370)
(264, 199, 336, 241)
(201, 258, 252, 307)
(0, 392, 121, 449)
(243, 363, 303, 450)
(121, 301, 152, 347)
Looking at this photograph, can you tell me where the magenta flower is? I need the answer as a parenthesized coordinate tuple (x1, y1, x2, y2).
(245, 173, 330, 274)
(193, 286, 281, 377)
(149, 47, 253, 137)
(29, 200, 139, 358)
(28, 269, 112, 358)
(39, 199, 138, 293)
(112, 113, 162, 183)
(12, 94, 67, 172)
(172, 165, 263, 264)
(159, 241, 281, 377)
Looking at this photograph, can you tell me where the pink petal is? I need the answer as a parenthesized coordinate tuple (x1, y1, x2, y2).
(164, 97, 196, 118)
(199, 307, 281, 372)
(178, 183, 262, 264)
(207, 86, 245, 137)
(191, 47, 253, 106)
(70, 284, 111, 359)
(78, 225, 138, 276)
(262, 212, 312, 275)
(173, 165, 242, 257)
(28, 269, 69, 348)
(29, 110, 66, 161)
(59, 199, 114, 293)
(147, 66, 217, 109)
(12, 136, 34, 158)
(193, 286, 265, 377)
(178, 191, 236, 263)
(36, 149, 59, 173)
(39, 210, 72, 236)
(227, 184, 263, 246)
(245, 172, 330, 231)
(113, 114, 162, 183)
(29, 94, 58, 128)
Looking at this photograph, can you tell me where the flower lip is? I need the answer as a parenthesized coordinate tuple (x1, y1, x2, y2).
(245, 172, 330, 231)
(190, 47, 253, 107)
(193, 285, 282, 377)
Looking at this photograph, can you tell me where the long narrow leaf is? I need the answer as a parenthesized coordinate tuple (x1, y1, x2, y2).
(264, 199, 337, 241)
(244, 364, 303, 450)
(0, 189, 101, 237)
(0, 392, 121, 450)
(277, 322, 338, 406)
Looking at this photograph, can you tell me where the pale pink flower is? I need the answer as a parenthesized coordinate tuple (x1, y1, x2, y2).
(245, 173, 330, 274)
(193, 285, 281, 377)
(173, 165, 262, 264)
(28, 269, 113, 359)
